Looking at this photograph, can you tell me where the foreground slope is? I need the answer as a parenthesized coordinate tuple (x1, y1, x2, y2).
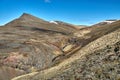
(12, 28, 120, 80)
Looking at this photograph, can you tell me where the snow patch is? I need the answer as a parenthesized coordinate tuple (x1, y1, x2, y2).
(49, 21, 58, 24)
(103, 20, 117, 24)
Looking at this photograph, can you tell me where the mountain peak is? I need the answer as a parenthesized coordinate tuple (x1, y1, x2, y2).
(22, 13, 30, 16)
(19, 13, 46, 22)
(22, 13, 30, 15)
(20, 13, 36, 19)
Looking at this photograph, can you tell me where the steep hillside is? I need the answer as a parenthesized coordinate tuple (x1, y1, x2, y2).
(59, 20, 120, 61)
(73, 20, 120, 46)
(12, 28, 120, 80)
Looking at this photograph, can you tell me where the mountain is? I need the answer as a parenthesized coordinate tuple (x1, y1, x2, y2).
(5, 13, 79, 35)
(0, 13, 120, 80)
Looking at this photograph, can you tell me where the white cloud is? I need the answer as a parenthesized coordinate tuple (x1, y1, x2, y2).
(44, 0, 51, 3)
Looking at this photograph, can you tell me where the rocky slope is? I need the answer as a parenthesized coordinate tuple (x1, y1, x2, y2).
(12, 28, 120, 80)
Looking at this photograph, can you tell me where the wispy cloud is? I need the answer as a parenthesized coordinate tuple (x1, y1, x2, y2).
(44, 0, 51, 3)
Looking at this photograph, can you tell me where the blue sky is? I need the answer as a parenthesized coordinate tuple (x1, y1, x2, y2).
(0, 0, 120, 25)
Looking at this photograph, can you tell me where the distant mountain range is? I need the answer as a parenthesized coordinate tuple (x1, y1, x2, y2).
(0, 13, 120, 80)
(92, 19, 118, 26)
